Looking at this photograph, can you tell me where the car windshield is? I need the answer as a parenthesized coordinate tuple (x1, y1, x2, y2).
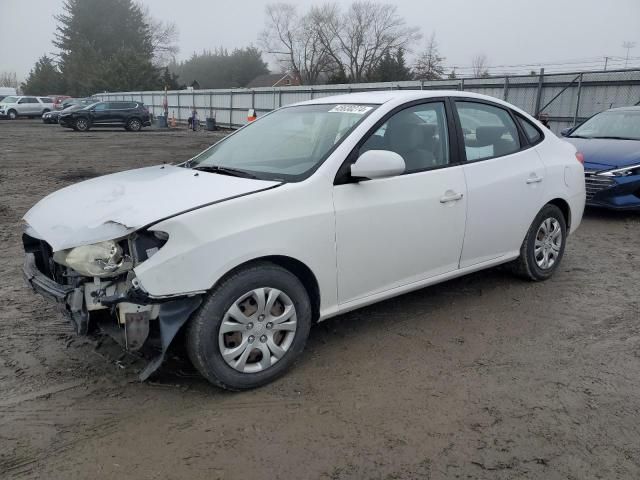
(187, 103, 377, 181)
(570, 110, 640, 140)
(2, 96, 18, 103)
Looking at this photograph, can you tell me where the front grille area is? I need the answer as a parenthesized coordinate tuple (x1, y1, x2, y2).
(584, 171, 616, 200)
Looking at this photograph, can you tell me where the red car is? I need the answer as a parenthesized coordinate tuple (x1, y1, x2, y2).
(49, 95, 71, 110)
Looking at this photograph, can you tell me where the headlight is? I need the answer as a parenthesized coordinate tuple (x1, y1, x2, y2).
(53, 240, 133, 277)
(599, 163, 640, 177)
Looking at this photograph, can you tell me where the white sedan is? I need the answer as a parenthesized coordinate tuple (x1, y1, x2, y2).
(22, 91, 586, 390)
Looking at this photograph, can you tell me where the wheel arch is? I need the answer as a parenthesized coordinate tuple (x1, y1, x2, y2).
(212, 255, 321, 323)
(547, 197, 571, 230)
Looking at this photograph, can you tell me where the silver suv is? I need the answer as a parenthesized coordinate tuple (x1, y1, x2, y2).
(0, 96, 54, 119)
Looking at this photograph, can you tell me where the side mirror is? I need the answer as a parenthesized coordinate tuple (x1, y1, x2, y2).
(350, 150, 405, 180)
(560, 127, 574, 137)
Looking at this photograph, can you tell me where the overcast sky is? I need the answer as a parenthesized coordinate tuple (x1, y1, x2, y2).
(1, 0, 639, 81)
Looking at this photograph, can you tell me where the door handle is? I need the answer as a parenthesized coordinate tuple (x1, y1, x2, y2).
(526, 174, 543, 184)
(440, 191, 464, 203)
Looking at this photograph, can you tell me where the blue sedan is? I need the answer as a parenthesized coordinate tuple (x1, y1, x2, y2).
(562, 106, 640, 210)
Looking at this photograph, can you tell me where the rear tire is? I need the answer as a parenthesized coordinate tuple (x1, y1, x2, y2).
(186, 262, 312, 390)
(512, 204, 567, 281)
(126, 118, 142, 132)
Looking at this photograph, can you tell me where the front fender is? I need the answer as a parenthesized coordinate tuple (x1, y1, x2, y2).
(133, 181, 338, 317)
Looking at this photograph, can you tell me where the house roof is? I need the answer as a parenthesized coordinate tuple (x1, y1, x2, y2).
(246, 73, 296, 88)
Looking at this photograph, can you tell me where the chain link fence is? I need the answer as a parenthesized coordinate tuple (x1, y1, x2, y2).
(96, 68, 640, 133)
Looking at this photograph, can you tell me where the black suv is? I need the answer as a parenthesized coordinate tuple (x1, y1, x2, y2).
(59, 101, 151, 132)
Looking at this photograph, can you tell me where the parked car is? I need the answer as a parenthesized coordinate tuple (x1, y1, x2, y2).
(561, 106, 640, 210)
(58, 101, 151, 131)
(42, 103, 84, 124)
(60, 97, 98, 110)
(0, 95, 54, 119)
(22, 91, 585, 390)
(50, 95, 72, 110)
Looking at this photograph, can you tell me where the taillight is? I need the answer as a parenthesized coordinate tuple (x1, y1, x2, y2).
(575, 152, 584, 165)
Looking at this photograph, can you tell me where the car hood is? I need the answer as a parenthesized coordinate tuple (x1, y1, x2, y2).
(564, 137, 640, 170)
(24, 165, 280, 251)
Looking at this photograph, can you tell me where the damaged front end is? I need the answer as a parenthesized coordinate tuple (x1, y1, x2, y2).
(22, 228, 201, 380)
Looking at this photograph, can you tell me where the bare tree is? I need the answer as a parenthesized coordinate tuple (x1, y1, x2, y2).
(311, 1, 421, 83)
(261, 3, 331, 84)
(471, 54, 489, 78)
(413, 33, 445, 80)
(0, 71, 18, 89)
(139, 3, 179, 66)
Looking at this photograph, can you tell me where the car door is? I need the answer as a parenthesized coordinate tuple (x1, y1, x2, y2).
(90, 102, 111, 125)
(454, 100, 546, 268)
(333, 100, 467, 305)
(17, 97, 34, 115)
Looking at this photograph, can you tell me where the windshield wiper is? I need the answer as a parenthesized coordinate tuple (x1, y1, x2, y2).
(192, 165, 258, 179)
(567, 135, 593, 139)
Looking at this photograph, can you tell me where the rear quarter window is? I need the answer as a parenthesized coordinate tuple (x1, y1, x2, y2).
(517, 114, 544, 145)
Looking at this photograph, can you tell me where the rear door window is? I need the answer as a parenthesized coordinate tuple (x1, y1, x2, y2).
(455, 101, 521, 161)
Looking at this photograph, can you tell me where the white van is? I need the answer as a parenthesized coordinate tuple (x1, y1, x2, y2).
(0, 87, 17, 102)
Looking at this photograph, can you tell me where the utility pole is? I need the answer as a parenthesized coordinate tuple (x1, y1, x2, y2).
(622, 41, 636, 68)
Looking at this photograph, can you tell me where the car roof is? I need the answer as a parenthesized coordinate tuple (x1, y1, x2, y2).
(293, 89, 530, 116)
(606, 105, 640, 112)
(294, 90, 508, 106)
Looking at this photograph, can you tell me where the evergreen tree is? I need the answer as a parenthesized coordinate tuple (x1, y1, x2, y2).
(54, 0, 159, 95)
(447, 68, 457, 79)
(161, 67, 183, 90)
(368, 48, 412, 82)
(21, 56, 65, 94)
(171, 48, 269, 89)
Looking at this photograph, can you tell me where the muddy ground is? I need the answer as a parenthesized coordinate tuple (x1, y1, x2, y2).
(0, 119, 639, 480)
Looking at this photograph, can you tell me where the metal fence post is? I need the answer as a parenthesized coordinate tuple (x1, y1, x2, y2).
(573, 73, 584, 126)
(460, 78, 465, 91)
(278, 90, 282, 108)
(151, 92, 154, 116)
(176, 92, 180, 121)
(534, 68, 545, 117)
(503, 76, 510, 101)
(229, 90, 233, 128)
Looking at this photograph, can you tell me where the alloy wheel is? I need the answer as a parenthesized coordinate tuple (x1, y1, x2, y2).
(534, 217, 562, 269)
(218, 287, 297, 374)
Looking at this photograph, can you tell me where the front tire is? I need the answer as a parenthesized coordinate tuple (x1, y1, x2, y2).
(7, 110, 17, 120)
(74, 117, 90, 131)
(512, 204, 567, 281)
(186, 262, 312, 390)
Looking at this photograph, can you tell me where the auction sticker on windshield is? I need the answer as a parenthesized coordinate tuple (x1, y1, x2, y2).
(328, 105, 373, 114)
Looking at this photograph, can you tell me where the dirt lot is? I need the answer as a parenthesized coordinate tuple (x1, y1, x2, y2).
(1, 119, 639, 479)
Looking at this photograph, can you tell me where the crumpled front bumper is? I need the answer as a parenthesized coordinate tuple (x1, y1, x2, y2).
(23, 252, 73, 301)
(22, 251, 202, 380)
(23, 252, 88, 333)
